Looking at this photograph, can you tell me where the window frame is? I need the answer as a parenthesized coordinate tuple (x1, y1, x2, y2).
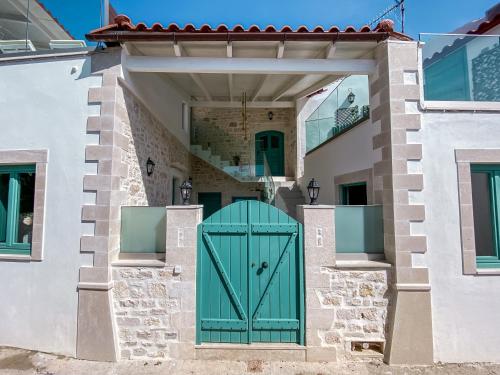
(0, 164, 36, 255)
(471, 164, 500, 268)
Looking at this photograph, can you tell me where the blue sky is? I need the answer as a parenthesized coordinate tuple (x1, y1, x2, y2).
(41, 0, 499, 41)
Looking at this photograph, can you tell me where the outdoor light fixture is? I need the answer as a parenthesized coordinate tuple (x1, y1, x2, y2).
(307, 178, 320, 205)
(268, 111, 274, 120)
(347, 89, 356, 104)
(146, 157, 155, 176)
(180, 178, 193, 205)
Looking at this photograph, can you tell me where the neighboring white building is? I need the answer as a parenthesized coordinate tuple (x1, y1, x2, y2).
(0, 3, 499, 366)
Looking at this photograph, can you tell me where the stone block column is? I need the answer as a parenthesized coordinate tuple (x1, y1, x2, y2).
(369, 40, 433, 364)
(297, 205, 336, 362)
(165, 205, 202, 359)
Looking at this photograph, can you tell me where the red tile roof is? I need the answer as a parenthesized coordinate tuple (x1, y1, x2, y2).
(86, 15, 411, 43)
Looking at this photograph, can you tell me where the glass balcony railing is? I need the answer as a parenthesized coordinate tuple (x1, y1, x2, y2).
(120, 207, 166, 253)
(305, 75, 370, 153)
(0, 0, 96, 56)
(420, 33, 500, 102)
(335, 205, 384, 254)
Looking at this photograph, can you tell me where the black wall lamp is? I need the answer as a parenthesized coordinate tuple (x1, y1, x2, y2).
(267, 111, 274, 120)
(347, 89, 356, 104)
(180, 178, 193, 205)
(146, 157, 155, 176)
(307, 178, 320, 205)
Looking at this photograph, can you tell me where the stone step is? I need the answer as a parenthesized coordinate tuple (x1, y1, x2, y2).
(195, 344, 307, 362)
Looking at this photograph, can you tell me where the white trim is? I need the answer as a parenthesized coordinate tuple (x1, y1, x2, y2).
(124, 55, 376, 75)
(421, 100, 500, 112)
(77, 281, 114, 291)
(395, 283, 431, 291)
(0, 49, 90, 63)
(189, 101, 295, 108)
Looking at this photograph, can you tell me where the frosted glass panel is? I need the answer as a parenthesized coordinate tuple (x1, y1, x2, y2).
(335, 205, 384, 253)
(120, 207, 166, 253)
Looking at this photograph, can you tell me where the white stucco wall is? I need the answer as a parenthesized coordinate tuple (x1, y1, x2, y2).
(421, 111, 500, 363)
(0, 55, 97, 355)
(301, 120, 376, 204)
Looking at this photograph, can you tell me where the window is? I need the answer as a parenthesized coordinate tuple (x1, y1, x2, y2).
(471, 165, 500, 268)
(0, 165, 36, 255)
(182, 102, 189, 133)
(340, 182, 367, 205)
(172, 177, 180, 205)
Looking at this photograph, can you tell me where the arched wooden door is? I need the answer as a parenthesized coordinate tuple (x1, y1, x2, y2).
(255, 131, 285, 176)
(196, 200, 304, 344)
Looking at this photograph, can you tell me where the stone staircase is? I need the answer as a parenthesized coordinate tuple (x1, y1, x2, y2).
(190, 144, 257, 182)
(190, 144, 306, 217)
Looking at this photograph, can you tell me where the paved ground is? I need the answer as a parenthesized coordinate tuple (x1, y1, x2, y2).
(1, 347, 500, 375)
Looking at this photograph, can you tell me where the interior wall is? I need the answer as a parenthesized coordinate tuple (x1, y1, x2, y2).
(421, 111, 500, 363)
(191, 107, 296, 177)
(0, 55, 97, 356)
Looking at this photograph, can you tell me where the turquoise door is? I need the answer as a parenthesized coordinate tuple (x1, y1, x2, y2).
(198, 192, 222, 220)
(196, 200, 304, 344)
(255, 131, 285, 177)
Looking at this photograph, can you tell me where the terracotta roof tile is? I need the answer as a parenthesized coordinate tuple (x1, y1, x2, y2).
(87, 14, 411, 42)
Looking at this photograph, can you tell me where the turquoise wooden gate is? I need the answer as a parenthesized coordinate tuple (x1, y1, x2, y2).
(196, 200, 304, 345)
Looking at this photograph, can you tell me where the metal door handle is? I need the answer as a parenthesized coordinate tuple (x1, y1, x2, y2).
(261, 262, 268, 269)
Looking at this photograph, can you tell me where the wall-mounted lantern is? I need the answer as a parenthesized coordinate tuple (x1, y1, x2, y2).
(347, 89, 356, 104)
(267, 111, 274, 121)
(180, 178, 193, 205)
(146, 157, 155, 176)
(307, 178, 320, 205)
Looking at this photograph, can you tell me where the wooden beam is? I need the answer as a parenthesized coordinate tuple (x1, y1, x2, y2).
(125, 56, 376, 75)
(173, 42, 212, 101)
(190, 101, 295, 108)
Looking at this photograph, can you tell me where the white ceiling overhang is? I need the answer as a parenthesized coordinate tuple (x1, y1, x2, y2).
(123, 40, 378, 107)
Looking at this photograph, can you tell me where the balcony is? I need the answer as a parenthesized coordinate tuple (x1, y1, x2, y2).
(305, 75, 370, 153)
(421, 33, 500, 103)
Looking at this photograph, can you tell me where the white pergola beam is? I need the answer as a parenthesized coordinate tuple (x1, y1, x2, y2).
(125, 56, 376, 75)
(325, 42, 336, 59)
(277, 41, 285, 59)
(251, 75, 267, 102)
(173, 42, 212, 101)
(272, 75, 306, 102)
(226, 42, 234, 101)
(293, 75, 342, 100)
(190, 101, 294, 108)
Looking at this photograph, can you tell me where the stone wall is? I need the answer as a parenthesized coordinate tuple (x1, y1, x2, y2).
(191, 154, 261, 207)
(112, 266, 183, 360)
(191, 107, 297, 177)
(313, 267, 392, 359)
(121, 85, 190, 206)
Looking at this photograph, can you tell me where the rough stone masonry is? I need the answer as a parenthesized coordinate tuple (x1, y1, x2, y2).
(112, 265, 391, 361)
(314, 268, 392, 360)
(112, 266, 190, 360)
